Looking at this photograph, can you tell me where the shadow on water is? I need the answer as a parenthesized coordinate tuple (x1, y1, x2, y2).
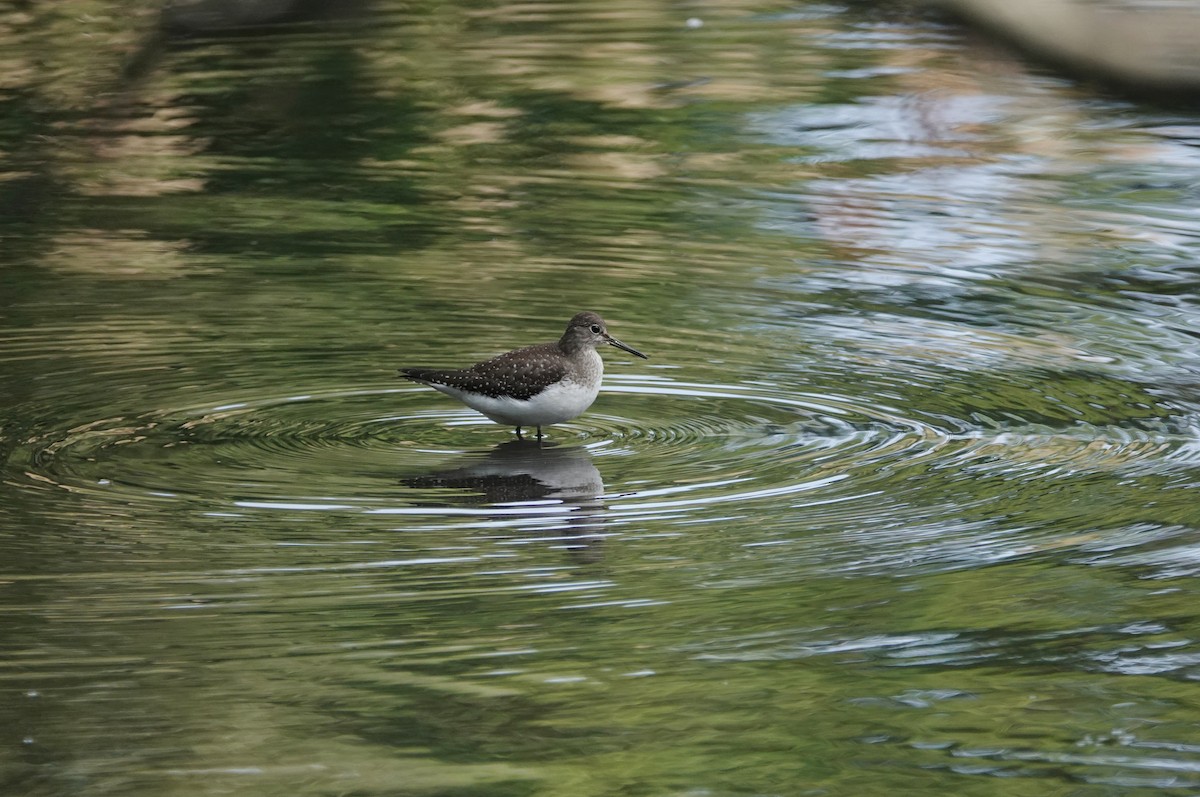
(400, 439, 608, 560)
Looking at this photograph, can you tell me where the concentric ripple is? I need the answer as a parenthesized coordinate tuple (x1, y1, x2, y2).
(7, 370, 1199, 570)
(9, 379, 921, 512)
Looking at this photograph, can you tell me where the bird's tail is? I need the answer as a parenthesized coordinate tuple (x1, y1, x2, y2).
(399, 368, 435, 382)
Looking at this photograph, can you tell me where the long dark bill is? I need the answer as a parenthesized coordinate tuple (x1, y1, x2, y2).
(605, 335, 649, 359)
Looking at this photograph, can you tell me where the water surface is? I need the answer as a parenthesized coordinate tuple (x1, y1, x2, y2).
(4, 2, 1200, 795)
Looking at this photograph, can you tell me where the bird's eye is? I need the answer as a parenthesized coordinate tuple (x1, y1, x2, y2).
(590, 324, 602, 334)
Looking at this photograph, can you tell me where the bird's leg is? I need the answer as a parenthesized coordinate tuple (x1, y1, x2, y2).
(535, 426, 543, 440)
(514, 426, 524, 439)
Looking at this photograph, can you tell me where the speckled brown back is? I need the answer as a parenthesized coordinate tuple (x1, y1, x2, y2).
(400, 343, 569, 400)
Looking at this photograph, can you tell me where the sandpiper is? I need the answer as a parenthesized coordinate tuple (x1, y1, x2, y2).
(400, 311, 648, 438)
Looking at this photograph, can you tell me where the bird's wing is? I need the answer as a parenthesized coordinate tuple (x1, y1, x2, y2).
(401, 344, 567, 401)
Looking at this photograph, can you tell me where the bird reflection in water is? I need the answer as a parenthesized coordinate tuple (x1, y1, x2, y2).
(401, 440, 606, 559)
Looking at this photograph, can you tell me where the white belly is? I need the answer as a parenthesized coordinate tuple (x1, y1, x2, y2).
(429, 352, 604, 427)
(434, 376, 601, 428)
(420, 347, 606, 429)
